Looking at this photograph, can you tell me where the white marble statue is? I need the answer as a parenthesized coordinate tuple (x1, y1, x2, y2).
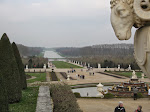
(118, 65, 120, 70)
(128, 65, 131, 71)
(43, 64, 46, 69)
(110, 0, 150, 78)
(88, 63, 90, 68)
(132, 70, 137, 79)
(78, 62, 80, 65)
(98, 63, 101, 68)
(141, 73, 145, 79)
(84, 62, 86, 66)
(67, 75, 70, 81)
(26, 65, 28, 70)
(97, 83, 104, 98)
(48, 62, 50, 68)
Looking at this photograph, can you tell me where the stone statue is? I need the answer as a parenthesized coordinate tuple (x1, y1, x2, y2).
(67, 75, 70, 81)
(98, 63, 101, 68)
(128, 65, 131, 71)
(110, 0, 150, 78)
(43, 64, 46, 69)
(141, 73, 145, 79)
(97, 83, 104, 98)
(26, 65, 28, 70)
(118, 65, 120, 70)
(132, 70, 137, 79)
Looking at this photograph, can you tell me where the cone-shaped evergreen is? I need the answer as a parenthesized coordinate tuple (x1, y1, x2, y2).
(0, 33, 22, 103)
(12, 42, 27, 89)
(0, 40, 9, 112)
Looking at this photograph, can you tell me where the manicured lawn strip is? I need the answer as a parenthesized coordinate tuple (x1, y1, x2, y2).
(106, 71, 144, 78)
(52, 61, 82, 68)
(27, 73, 46, 83)
(9, 87, 39, 112)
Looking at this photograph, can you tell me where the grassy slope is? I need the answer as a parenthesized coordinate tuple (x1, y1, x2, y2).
(27, 73, 46, 83)
(52, 61, 82, 68)
(9, 87, 38, 112)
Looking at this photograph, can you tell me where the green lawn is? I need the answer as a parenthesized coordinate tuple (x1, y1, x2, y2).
(27, 73, 46, 83)
(9, 87, 39, 112)
(107, 71, 146, 78)
(52, 61, 82, 68)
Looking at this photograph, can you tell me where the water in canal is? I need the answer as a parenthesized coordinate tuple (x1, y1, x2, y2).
(72, 86, 111, 97)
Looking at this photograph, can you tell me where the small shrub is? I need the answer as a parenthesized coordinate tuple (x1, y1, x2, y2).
(137, 93, 144, 98)
(104, 93, 114, 99)
(74, 92, 81, 98)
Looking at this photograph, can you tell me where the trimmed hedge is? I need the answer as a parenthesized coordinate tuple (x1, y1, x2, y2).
(0, 33, 22, 103)
(104, 93, 114, 99)
(50, 72, 58, 81)
(137, 93, 144, 98)
(74, 92, 81, 98)
(0, 65, 9, 111)
(12, 42, 27, 89)
(50, 83, 82, 112)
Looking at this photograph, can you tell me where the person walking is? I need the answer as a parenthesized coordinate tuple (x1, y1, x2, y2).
(134, 105, 143, 112)
(133, 87, 138, 100)
(114, 101, 126, 112)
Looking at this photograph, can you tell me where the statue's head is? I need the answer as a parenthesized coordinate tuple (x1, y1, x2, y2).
(110, 0, 150, 40)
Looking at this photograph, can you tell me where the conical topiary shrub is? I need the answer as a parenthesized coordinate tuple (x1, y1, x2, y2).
(12, 42, 27, 89)
(0, 40, 9, 112)
(0, 33, 22, 103)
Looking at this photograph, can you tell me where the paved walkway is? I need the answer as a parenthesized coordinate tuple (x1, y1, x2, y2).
(27, 68, 150, 86)
(36, 86, 52, 112)
(77, 98, 150, 112)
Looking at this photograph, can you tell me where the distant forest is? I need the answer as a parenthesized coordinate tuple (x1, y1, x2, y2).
(55, 44, 134, 57)
(16, 44, 47, 68)
(55, 44, 140, 69)
(17, 44, 44, 57)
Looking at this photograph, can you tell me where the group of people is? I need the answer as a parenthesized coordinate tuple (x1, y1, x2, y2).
(114, 101, 142, 112)
(68, 69, 76, 73)
(76, 74, 85, 79)
(89, 72, 95, 76)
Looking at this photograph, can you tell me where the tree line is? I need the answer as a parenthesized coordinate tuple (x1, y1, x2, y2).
(55, 44, 140, 69)
(0, 33, 27, 111)
(55, 44, 134, 57)
(17, 44, 44, 57)
(22, 56, 48, 68)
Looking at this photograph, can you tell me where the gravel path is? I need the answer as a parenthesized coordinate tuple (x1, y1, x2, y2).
(77, 98, 150, 112)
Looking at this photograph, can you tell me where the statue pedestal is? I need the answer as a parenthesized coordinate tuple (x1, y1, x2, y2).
(134, 26, 150, 78)
(97, 83, 104, 98)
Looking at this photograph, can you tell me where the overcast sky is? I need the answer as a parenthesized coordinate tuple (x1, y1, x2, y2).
(0, 0, 135, 48)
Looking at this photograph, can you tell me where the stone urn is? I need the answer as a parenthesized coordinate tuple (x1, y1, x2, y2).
(97, 83, 104, 98)
(67, 75, 70, 81)
(141, 73, 145, 79)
